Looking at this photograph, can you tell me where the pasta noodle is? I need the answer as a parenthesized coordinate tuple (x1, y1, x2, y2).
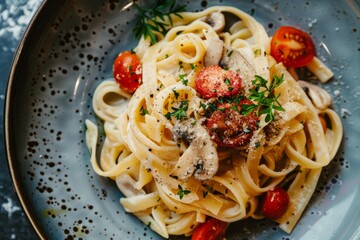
(85, 5, 343, 238)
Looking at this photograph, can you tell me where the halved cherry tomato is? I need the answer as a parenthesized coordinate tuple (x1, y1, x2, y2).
(113, 50, 142, 93)
(195, 65, 242, 99)
(261, 186, 290, 219)
(191, 218, 229, 240)
(205, 98, 258, 147)
(270, 26, 315, 68)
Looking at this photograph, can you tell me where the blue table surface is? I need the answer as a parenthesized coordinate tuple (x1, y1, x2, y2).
(1, 0, 43, 239)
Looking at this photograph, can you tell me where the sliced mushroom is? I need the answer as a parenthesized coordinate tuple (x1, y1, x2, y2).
(204, 38, 224, 67)
(115, 174, 146, 197)
(220, 48, 256, 92)
(200, 12, 225, 33)
(171, 119, 219, 181)
(264, 113, 287, 147)
(298, 80, 332, 110)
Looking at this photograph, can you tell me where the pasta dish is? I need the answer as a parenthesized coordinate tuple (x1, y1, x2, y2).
(85, 5, 343, 239)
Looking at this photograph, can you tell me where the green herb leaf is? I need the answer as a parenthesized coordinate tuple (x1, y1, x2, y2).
(179, 74, 188, 86)
(165, 100, 189, 120)
(172, 89, 180, 99)
(241, 74, 285, 122)
(177, 184, 191, 199)
(140, 106, 149, 116)
(133, 0, 186, 44)
(224, 77, 231, 86)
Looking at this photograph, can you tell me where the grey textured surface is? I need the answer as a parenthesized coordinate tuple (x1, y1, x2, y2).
(0, 0, 41, 239)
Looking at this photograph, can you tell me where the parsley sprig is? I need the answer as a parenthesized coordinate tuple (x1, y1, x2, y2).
(241, 74, 285, 122)
(133, 0, 186, 44)
(179, 74, 188, 86)
(176, 184, 191, 199)
(165, 100, 189, 120)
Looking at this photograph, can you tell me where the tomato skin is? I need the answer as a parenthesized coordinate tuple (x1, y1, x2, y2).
(191, 218, 229, 240)
(270, 26, 315, 68)
(113, 51, 142, 93)
(261, 186, 290, 219)
(195, 65, 242, 99)
(205, 98, 258, 148)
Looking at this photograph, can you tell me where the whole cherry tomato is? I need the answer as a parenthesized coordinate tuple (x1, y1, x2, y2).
(270, 26, 315, 68)
(191, 218, 229, 240)
(113, 50, 142, 93)
(261, 186, 290, 219)
(195, 65, 242, 99)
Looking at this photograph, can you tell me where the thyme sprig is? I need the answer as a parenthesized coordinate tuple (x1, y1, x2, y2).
(133, 0, 186, 44)
(241, 74, 285, 122)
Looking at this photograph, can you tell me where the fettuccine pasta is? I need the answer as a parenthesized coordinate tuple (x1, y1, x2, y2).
(85, 6, 342, 238)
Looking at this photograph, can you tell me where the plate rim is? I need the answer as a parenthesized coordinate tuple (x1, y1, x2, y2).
(3, 1, 360, 239)
(4, 0, 50, 239)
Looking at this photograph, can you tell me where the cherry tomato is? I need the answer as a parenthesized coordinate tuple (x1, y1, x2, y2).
(195, 65, 242, 99)
(205, 98, 258, 147)
(270, 26, 315, 68)
(261, 186, 290, 219)
(113, 50, 142, 93)
(191, 218, 229, 240)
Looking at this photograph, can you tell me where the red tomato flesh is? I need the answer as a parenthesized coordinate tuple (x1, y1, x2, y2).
(113, 51, 142, 93)
(191, 218, 229, 240)
(195, 65, 242, 99)
(270, 26, 315, 68)
(205, 99, 258, 148)
(261, 186, 290, 219)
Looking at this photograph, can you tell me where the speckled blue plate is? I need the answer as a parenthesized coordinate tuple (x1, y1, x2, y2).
(4, 0, 360, 239)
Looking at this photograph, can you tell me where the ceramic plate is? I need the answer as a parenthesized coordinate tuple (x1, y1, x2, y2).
(5, 0, 360, 239)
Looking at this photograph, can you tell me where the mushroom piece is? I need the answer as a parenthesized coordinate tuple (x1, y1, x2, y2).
(298, 80, 332, 110)
(171, 119, 219, 181)
(220, 48, 256, 92)
(200, 12, 225, 33)
(204, 38, 224, 67)
(115, 174, 146, 197)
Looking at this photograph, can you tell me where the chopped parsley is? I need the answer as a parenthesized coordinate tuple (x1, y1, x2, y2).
(165, 100, 189, 120)
(140, 106, 149, 116)
(172, 89, 180, 99)
(224, 77, 234, 91)
(190, 63, 197, 70)
(179, 74, 188, 86)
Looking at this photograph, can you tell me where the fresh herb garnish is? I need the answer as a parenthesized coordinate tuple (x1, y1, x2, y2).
(176, 184, 191, 199)
(190, 63, 197, 70)
(224, 77, 234, 91)
(179, 74, 188, 86)
(224, 77, 231, 86)
(140, 106, 149, 115)
(172, 89, 180, 99)
(241, 74, 285, 122)
(133, 0, 186, 44)
(206, 101, 218, 112)
(165, 100, 189, 120)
